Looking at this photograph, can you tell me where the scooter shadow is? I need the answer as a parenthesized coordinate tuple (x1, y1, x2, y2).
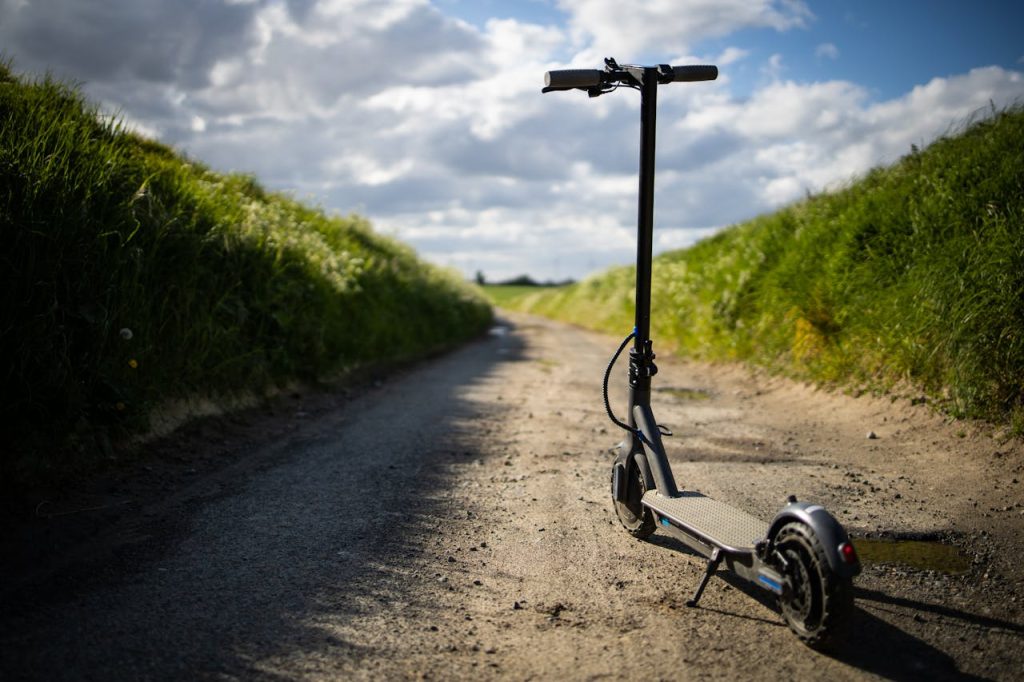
(648, 535, 995, 680)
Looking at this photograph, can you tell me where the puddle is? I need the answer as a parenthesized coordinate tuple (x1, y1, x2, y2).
(656, 387, 712, 401)
(488, 325, 509, 336)
(853, 537, 972, 575)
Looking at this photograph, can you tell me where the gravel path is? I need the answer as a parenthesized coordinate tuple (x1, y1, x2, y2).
(2, 313, 1022, 680)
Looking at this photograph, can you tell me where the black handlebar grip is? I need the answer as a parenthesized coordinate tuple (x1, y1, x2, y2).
(544, 69, 604, 90)
(670, 65, 718, 82)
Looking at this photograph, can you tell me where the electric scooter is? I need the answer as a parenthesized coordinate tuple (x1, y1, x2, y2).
(543, 59, 860, 647)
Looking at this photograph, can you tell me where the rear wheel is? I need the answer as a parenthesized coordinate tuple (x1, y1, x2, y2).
(611, 460, 655, 539)
(774, 521, 852, 647)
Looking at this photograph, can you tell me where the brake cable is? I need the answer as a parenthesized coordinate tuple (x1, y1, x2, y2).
(603, 330, 636, 433)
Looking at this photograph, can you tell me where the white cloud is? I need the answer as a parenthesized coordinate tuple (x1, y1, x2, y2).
(816, 42, 840, 59)
(556, 0, 811, 58)
(717, 47, 751, 66)
(730, 80, 868, 138)
(1, 0, 1022, 282)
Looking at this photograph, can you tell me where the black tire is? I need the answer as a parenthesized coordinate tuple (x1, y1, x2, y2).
(774, 521, 853, 648)
(611, 460, 656, 539)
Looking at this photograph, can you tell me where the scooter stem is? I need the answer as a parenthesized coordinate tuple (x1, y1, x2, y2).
(634, 68, 658, 352)
(627, 68, 660, 425)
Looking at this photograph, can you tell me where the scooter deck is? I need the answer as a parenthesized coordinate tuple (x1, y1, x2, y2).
(642, 490, 767, 553)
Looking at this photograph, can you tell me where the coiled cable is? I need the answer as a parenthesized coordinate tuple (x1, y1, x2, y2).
(603, 331, 635, 433)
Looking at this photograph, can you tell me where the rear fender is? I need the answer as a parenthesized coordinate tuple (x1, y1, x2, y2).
(767, 502, 861, 578)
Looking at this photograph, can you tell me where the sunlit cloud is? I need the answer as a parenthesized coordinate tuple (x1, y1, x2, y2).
(557, 0, 811, 58)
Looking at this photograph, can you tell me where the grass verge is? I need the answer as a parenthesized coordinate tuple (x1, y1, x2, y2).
(0, 63, 492, 489)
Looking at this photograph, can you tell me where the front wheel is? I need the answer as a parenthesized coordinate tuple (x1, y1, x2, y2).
(611, 460, 655, 539)
(774, 521, 853, 648)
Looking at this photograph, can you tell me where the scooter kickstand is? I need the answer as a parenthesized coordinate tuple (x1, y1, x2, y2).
(686, 548, 722, 608)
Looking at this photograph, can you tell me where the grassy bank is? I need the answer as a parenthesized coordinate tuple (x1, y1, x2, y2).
(0, 64, 492, 486)
(508, 106, 1024, 428)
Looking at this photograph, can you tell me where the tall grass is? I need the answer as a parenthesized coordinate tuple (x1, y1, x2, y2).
(0, 63, 492, 485)
(512, 106, 1024, 426)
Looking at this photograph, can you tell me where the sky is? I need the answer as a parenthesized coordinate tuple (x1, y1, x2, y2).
(2, 0, 1023, 281)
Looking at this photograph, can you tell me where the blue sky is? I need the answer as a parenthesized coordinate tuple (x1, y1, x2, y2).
(2, 0, 1022, 280)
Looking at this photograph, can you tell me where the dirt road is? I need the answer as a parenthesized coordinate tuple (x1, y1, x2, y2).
(2, 313, 1023, 680)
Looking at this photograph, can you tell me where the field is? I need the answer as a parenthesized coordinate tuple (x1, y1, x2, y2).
(479, 285, 563, 308)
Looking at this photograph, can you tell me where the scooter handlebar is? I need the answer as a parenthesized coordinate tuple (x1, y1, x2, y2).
(544, 69, 604, 90)
(669, 65, 718, 82)
(543, 63, 718, 93)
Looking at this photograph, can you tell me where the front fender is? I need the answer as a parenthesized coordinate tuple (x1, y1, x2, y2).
(767, 502, 861, 578)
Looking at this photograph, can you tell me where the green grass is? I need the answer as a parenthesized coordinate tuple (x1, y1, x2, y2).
(508, 106, 1024, 426)
(479, 284, 566, 308)
(0, 63, 492, 487)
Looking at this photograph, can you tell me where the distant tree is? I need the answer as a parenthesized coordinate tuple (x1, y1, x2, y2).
(475, 270, 486, 286)
(500, 274, 539, 286)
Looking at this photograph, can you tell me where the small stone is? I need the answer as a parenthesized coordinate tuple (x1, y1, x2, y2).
(867, 431, 878, 440)
(513, 601, 522, 610)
